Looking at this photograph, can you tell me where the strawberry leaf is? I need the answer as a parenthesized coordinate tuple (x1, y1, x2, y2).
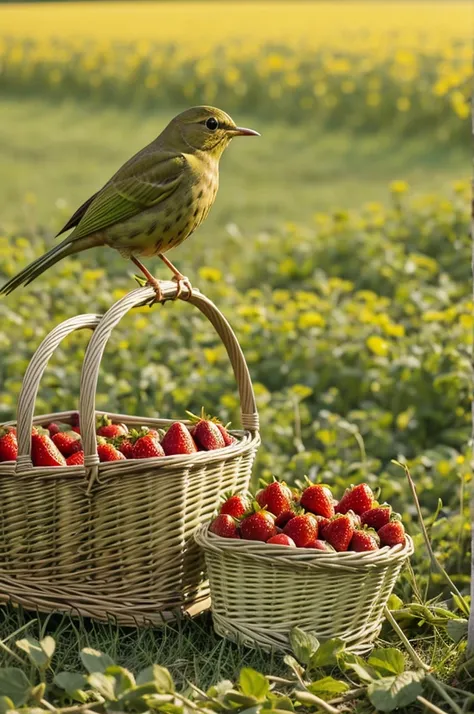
(290, 627, 320, 666)
(307, 676, 350, 700)
(368, 648, 405, 676)
(239, 668, 269, 701)
(367, 671, 424, 712)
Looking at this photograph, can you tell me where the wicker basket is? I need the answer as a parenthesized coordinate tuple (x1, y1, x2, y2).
(195, 525, 414, 654)
(0, 282, 260, 625)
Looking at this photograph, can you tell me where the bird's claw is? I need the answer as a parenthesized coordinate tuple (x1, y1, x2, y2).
(144, 278, 164, 307)
(172, 274, 193, 300)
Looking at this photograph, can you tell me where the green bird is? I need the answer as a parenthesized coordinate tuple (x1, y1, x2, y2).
(1, 106, 259, 300)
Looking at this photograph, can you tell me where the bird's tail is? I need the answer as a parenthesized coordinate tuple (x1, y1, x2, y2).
(0, 239, 84, 296)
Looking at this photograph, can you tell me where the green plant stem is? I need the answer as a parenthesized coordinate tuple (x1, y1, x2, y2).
(392, 460, 469, 614)
(295, 689, 341, 713)
(0, 636, 26, 665)
(417, 696, 449, 714)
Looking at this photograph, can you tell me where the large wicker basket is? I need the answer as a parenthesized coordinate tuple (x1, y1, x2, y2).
(0, 282, 260, 625)
(195, 525, 413, 654)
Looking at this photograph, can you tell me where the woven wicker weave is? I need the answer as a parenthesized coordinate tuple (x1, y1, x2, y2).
(195, 525, 413, 653)
(0, 282, 260, 625)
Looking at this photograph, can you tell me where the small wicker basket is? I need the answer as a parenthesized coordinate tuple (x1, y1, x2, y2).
(195, 525, 413, 654)
(0, 282, 260, 625)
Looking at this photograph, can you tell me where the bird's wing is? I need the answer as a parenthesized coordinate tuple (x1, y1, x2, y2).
(68, 152, 185, 241)
(56, 191, 100, 237)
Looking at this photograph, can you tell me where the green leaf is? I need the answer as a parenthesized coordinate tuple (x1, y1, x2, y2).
(225, 690, 259, 707)
(80, 647, 115, 674)
(310, 638, 345, 668)
(0, 669, 31, 706)
(283, 655, 304, 679)
(40, 636, 56, 662)
(307, 676, 350, 700)
(266, 694, 294, 711)
(136, 664, 174, 692)
(452, 592, 470, 618)
(54, 671, 88, 703)
(339, 652, 377, 682)
(15, 636, 50, 669)
(447, 618, 469, 643)
(368, 671, 424, 712)
(87, 672, 117, 700)
(290, 627, 320, 666)
(368, 648, 405, 676)
(104, 665, 136, 694)
(239, 668, 270, 701)
(0, 697, 15, 714)
(386, 594, 404, 610)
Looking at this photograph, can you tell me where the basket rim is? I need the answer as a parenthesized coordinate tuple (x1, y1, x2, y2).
(0, 410, 260, 480)
(195, 523, 414, 571)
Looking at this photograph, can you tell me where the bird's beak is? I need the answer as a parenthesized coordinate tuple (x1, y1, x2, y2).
(231, 126, 260, 137)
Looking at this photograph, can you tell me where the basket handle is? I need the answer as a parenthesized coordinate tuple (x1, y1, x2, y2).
(14, 314, 103, 472)
(79, 283, 259, 479)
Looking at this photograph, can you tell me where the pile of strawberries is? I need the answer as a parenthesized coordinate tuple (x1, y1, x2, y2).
(209, 480, 406, 551)
(0, 410, 235, 467)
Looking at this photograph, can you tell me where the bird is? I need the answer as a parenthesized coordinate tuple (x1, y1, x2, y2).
(0, 106, 259, 301)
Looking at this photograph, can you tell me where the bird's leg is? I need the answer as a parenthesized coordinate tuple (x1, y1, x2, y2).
(130, 256, 164, 304)
(158, 254, 193, 300)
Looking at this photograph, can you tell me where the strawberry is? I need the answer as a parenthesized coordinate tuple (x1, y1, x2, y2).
(378, 521, 406, 547)
(132, 435, 165, 459)
(0, 429, 18, 462)
(283, 513, 318, 547)
(256, 481, 292, 517)
(186, 409, 226, 450)
(70, 412, 80, 427)
(346, 510, 362, 528)
(267, 533, 296, 547)
(72, 426, 81, 434)
(314, 515, 331, 538)
(300, 484, 335, 518)
(31, 432, 66, 467)
(240, 510, 277, 542)
(361, 505, 392, 531)
(336, 483, 374, 516)
(66, 451, 85, 466)
(350, 529, 379, 552)
(324, 515, 354, 552)
(117, 438, 135, 459)
(305, 539, 333, 551)
(216, 423, 236, 446)
(52, 431, 83, 457)
(145, 428, 162, 440)
(46, 422, 63, 436)
(96, 415, 128, 439)
(210, 514, 239, 538)
(97, 442, 127, 462)
(275, 509, 296, 529)
(161, 422, 198, 456)
(220, 493, 249, 519)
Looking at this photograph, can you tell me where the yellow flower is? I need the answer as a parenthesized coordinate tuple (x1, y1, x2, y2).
(367, 336, 389, 357)
(396, 96, 411, 112)
(298, 312, 326, 329)
(390, 180, 409, 194)
(199, 266, 222, 282)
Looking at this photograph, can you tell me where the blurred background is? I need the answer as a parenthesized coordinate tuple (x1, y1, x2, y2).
(0, 2, 471, 577)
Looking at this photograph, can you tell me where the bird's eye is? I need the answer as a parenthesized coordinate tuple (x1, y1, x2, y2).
(205, 117, 219, 131)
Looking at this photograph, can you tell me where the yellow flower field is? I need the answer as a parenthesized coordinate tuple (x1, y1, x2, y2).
(0, 1, 470, 137)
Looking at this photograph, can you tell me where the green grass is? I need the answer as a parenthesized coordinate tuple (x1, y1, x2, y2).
(0, 96, 468, 237)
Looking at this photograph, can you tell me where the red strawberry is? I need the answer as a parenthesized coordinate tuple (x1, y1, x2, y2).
(256, 481, 293, 517)
(97, 442, 127, 462)
(66, 451, 85, 466)
(300, 484, 335, 518)
(220, 493, 249, 519)
(186, 409, 226, 450)
(161, 422, 198, 456)
(350, 529, 379, 552)
(216, 423, 236, 446)
(72, 426, 81, 434)
(132, 435, 165, 459)
(70, 412, 80, 427)
(267, 533, 296, 547)
(324, 515, 354, 552)
(0, 429, 18, 462)
(378, 521, 406, 547)
(118, 439, 135, 459)
(96, 415, 128, 439)
(240, 510, 277, 542)
(46, 422, 62, 436)
(31, 432, 66, 467)
(361, 505, 392, 531)
(210, 514, 239, 538)
(52, 431, 83, 457)
(275, 509, 296, 529)
(314, 515, 331, 538)
(283, 513, 318, 547)
(336, 483, 374, 516)
(305, 539, 332, 551)
(145, 428, 162, 439)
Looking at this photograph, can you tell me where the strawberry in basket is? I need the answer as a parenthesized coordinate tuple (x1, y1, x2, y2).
(186, 409, 235, 450)
(0, 428, 18, 462)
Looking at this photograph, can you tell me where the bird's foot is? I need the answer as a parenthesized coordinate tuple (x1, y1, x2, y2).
(172, 273, 193, 300)
(144, 276, 164, 307)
